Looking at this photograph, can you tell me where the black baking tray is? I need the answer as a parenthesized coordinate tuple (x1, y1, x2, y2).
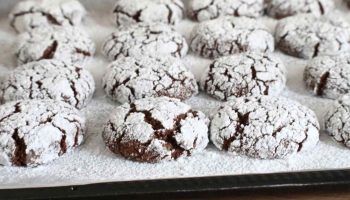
(1, 169, 350, 199)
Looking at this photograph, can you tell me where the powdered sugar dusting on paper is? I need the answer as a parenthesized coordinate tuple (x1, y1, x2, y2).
(0, 0, 349, 189)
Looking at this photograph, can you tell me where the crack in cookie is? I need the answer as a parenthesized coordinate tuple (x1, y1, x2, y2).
(41, 40, 58, 60)
(11, 128, 27, 166)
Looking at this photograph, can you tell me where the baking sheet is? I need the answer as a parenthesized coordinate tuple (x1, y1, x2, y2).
(0, 0, 349, 189)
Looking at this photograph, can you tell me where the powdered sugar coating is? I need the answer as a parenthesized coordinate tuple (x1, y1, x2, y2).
(0, 60, 95, 109)
(266, 0, 335, 19)
(190, 17, 274, 59)
(113, 0, 184, 26)
(275, 14, 350, 59)
(304, 54, 350, 99)
(201, 53, 286, 100)
(103, 97, 209, 163)
(0, 100, 85, 167)
(210, 96, 320, 159)
(102, 56, 198, 104)
(188, 0, 264, 21)
(15, 25, 95, 65)
(9, 0, 86, 33)
(325, 95, 350, 148)
(102, 23, 188, 60)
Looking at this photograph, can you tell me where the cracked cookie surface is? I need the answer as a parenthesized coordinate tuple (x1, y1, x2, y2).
(304, 54, 350, 99)
(102, 23, 188, 60)
(265, 0, 334, 19)
(9, 0, 86, 33)
(102, 97, 209, 163)
(103, 56, 198, 104)
(15, 25, 95, 65)
(113, 0, 184, 26)
(190, 16, 274, 59)
(325, 95, 350, 148)
(188, 0, 264, 21)
(201, 53, 286, 100)
(275, 14, 350, 59)
(210, 96, 320, 159)
(0, 100, 85, 167)
(0, 59, 95, 109)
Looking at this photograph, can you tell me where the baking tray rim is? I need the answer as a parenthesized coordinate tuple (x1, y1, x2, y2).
(1, 168, 350, 199)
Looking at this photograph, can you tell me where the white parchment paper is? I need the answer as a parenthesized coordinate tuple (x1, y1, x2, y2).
(0, 0, 349, 189)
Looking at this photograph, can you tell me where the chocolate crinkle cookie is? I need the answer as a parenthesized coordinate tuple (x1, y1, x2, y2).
(103, 97, 209, 163)
(275, 14, 350, 59)
(9, 0, 86, 33)
(102, 23, 188, 60)
(265, 0, 334, 19)
(190, 17, 274, 59)
(113, 0, 184, 26)
(0, 100, 86, 167)
(201, 53, 286, 100)
(304, 54, 350, 99)
(188, 0, 264, 21)
(15, 25, 95, 65)
(210, 96, 320, 159)
(102, 56, 198, 104)
(325, 95, 350, 148)
(0, 59, 95, 109)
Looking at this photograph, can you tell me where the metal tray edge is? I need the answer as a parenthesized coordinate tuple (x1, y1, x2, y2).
(1, 169, 350, 199)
